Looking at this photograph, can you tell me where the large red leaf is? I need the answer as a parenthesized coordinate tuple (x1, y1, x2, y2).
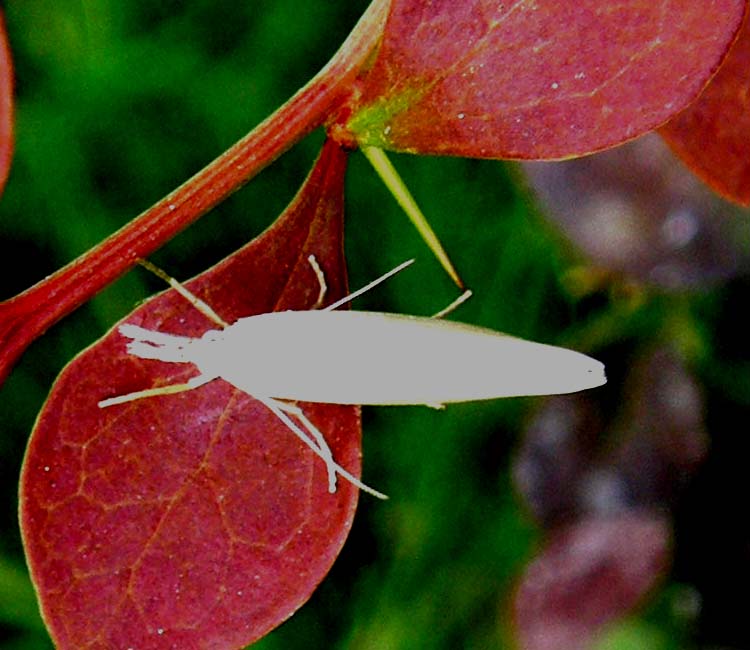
(0, 9, 13, 194)
(660, 13, 750, 205)
(346, 0, 746, 159)
(20, 139, 362, 649)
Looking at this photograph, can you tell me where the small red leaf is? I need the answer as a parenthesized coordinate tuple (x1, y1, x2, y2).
(0, 9, 14, 194)
(660, 14, 750, 205)
(20, 139, 361, 649)
(513, 513, 670, 650)
(346, 0, 746, 159)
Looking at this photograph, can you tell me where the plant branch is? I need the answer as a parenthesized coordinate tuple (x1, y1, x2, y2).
(0, 0, 389, 385)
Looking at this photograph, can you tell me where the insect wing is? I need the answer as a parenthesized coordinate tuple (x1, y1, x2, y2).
(212, 312, 606, 405)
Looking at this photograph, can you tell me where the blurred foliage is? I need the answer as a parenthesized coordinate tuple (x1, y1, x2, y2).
(1, 2, 748, 649)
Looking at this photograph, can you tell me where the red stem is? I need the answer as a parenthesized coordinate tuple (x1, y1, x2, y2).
(0, 0, 388, 385)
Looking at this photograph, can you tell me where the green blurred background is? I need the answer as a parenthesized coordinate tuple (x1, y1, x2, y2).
(1, 2, 748, 649)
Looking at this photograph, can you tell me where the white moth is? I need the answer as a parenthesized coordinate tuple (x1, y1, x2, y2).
(99, 258, 606, 499)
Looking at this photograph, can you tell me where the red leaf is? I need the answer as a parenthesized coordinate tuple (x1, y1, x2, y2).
(346, 0, 746, 159)
(0, 9, 14, 194)
(20, 139, 361, 649)
(660, 14, 750, 205)
(513, 513, 670, 650)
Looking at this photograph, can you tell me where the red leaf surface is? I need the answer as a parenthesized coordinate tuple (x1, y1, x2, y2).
(0, 9, 13, 194)
(20, 139, 362, 649)
(513, 513, 670, 650)
(660, 14, 750, 205)
(345, 0, 746, 159)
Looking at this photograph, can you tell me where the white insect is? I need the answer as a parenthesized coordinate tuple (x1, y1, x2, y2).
(99, 257, 606, 499)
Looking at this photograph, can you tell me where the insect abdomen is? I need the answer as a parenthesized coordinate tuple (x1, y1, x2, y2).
(209, 311, 605, 405)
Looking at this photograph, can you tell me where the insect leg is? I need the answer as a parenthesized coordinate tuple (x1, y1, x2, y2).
(263, 398, 336, 491)
(323, 259, 415, 311)
(138, 259, 230, 328)
(306, 254, 328, 309)
(312, 254, 468, 316)
(430, 289, 473, 319)
(98, 374, 213, 408)
(258, 396, 388, 500)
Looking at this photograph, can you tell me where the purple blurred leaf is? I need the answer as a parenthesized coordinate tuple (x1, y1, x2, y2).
(512, 347, 705, 648)
(513, 513, 670, 650)
(521, 134, 750, 289)
(515, 347, 707, 525)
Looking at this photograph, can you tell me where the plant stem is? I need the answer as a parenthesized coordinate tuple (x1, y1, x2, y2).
(0, 0, 389, 385)
(361, 146, 464, 288)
